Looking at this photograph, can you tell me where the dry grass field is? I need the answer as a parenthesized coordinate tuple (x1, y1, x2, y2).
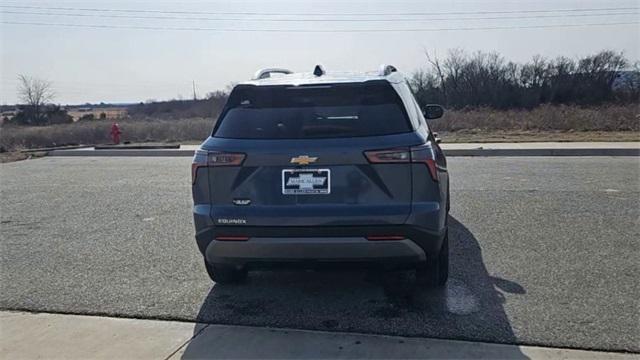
(431, 104, 639, 132)
(0, 117, 211, 151)
(0, 104, 638, 155)
(431, 104, 640, 142)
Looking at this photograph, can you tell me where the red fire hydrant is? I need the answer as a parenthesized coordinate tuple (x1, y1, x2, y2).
(110, 122, 122, 144)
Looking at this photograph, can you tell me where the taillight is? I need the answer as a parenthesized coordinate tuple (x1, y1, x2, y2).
(410, 143, 438, 182)
(192, 149, 246, 184)
(207, 152, 246, 166)
(364, 142, 438, 182)
(364, 148, 410, 163)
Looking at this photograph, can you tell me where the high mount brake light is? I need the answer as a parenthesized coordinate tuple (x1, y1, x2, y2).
(192, 149, 246, 184)
(364, 142, 438, 182)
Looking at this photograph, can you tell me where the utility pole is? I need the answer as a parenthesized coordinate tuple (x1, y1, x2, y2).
(192, 80, 197, 101)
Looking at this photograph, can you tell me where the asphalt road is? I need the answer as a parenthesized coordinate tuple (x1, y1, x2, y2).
(1, 157, 638, 353)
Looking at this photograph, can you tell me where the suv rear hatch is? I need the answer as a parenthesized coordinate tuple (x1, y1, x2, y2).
(199, 81, 420, 227)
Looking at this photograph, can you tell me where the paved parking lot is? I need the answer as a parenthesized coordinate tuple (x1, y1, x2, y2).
(1, 156, 638, 352)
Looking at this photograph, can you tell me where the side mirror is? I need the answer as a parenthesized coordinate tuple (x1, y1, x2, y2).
(423, 104, 444, 120)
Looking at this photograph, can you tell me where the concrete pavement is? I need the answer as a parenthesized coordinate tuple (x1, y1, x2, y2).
(2, 311, 635, 359)
(47, 142, 640, 157)
(2, 157, 638, 352)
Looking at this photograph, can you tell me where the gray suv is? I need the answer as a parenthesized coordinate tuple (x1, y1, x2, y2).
(192, 65, 449, 286)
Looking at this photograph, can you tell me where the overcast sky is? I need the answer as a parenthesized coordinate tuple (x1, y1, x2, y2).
(1, 0, 638, 105)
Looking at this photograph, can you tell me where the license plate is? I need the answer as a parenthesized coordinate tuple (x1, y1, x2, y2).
(282, 169, 330, 195)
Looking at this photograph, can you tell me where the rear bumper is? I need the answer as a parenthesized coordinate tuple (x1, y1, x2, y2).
(195, 225, 446, 269)
(206, 237, 425, 268)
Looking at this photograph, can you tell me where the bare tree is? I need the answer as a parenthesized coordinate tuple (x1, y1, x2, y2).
(576, 50, 628, 103)
(412, 49, 636, 110)
(425, 50, 448, 105)
(442, 49, 466, 106)
(17, 75, 55, 124)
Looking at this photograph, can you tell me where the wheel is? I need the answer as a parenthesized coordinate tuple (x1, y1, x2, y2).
(417, 230, 449, 287)
(204, 260, 247, 284)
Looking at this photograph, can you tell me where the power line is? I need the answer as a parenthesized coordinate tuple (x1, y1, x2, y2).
(1, 20, 637, 33)
(1, 4, 638, 17)
(2, 9, 638, 22)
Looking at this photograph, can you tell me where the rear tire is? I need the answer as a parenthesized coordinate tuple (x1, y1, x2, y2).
(417, 230, 449, 287)
(204, 260, 247, 284)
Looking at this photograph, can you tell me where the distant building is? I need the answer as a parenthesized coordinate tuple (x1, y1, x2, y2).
(612, 70, 640, 91)
(66, 106, 128, 121)
(1, 108, 18, 123)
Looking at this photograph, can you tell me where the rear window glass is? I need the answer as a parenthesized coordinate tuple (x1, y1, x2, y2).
(213, 82, 411, 139)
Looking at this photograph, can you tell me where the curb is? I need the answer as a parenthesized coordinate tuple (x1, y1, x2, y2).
(48, 148, 640, 157)
(443, 148, 640, 157)
(94, 144, 181, 150)
(49, 149, 193, 157)
(21, 145, 87, 153)
(3, 311, 636, 360)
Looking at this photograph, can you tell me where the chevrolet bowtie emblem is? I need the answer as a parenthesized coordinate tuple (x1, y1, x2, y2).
(290, 155, 318, 165)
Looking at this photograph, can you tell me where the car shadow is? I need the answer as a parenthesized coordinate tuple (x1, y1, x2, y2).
(181, 216, 527, 359)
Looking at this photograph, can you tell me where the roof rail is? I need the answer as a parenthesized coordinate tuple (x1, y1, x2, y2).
(379, 64, 398, 76)
(313, 64, 326, 77)
(253, 68, 293, 80)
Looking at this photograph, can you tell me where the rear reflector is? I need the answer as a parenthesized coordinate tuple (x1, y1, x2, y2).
(215, 236, 250, 241)
(366, 235, 405, 241)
